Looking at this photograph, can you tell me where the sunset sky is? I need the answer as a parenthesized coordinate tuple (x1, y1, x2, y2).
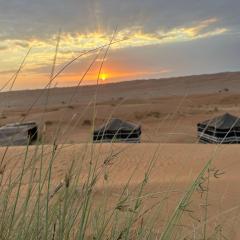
(0, 0, 239, 90)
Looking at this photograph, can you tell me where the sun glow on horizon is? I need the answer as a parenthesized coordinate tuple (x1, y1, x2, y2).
(0, 17, 230, 89)
(100, 73, 108, 81)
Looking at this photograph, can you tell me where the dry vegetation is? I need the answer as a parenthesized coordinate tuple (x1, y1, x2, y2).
(0, 37, 240, 239)
(0, 143, 239, 239)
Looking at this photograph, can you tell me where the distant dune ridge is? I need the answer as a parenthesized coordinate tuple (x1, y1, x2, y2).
(0, 71, 240, 109)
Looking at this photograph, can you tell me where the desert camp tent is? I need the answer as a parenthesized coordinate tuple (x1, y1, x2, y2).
(0, 122, 38, 146)
(93, 118, 141, 143)
(197, 113, 240, 144)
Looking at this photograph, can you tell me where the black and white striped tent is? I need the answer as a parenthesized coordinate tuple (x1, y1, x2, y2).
(0, 122, 38, 146)
(197, 113, 240, 144)
(93, 118, 141, 143)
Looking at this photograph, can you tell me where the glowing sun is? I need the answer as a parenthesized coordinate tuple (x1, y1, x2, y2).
(100, 73, 108, 81)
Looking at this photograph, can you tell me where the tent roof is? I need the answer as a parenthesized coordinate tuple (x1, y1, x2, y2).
(95, 118, 140, 132)
(199, 113, 240, 129)
(4, 121, 37, 128)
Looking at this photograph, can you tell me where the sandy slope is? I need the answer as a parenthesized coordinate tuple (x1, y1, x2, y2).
(1, 143, 240, 238)
(1, 72, 240, 108)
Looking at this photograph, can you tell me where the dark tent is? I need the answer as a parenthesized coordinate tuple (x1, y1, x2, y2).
(0, 122, 38, 146)
(93, 118, 141, 143)
(197, 113, 240, 144)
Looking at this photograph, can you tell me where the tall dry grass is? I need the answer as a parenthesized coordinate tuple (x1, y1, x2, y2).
(0, 31, 235, 240)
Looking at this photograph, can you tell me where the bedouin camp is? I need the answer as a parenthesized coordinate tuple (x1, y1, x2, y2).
(93, 118, 141, 143)
(0, 122, 38, 146)
(197, 113, 240, 144)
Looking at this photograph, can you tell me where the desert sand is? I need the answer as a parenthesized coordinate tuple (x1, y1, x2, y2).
(1, 143, 240, 238)
(0, 71, 240, 238)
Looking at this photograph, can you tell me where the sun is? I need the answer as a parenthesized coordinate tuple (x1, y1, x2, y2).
(100, 73, 108, 81)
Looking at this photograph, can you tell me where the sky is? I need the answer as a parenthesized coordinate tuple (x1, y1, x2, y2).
(0, 0, 239, 90)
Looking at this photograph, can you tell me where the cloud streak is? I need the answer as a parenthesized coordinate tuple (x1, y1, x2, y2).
(0, 18, 228, 73)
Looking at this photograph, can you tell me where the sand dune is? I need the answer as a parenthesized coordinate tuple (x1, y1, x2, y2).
(0, 71, 240, 109)
(1, 143, 240, 238)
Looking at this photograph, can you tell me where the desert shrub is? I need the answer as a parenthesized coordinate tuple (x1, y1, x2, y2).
(67, 105, 74, 109)
(45, 120, 54, 125)
(147, 111, 161, 118)
(135, 111, 161, 120)
(20, 112, 27, 117)
(82, 119, 92, 126)
(0, 114, 7, 119)
(134, 112, 145, 120)
(45, 107, 59, 113)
